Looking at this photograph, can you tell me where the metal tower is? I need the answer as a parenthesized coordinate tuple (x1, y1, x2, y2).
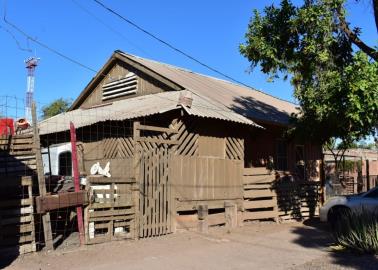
(25, 57, 39, 122)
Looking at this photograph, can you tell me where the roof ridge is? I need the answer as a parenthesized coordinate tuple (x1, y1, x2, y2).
(118, 51, 297, 106)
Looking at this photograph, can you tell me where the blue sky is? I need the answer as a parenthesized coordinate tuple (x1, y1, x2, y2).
(0, 0, 376, 113)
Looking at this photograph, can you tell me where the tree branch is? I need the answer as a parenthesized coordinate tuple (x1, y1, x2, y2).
(373, 0, 378, 32)
(337, 5, 378, 61)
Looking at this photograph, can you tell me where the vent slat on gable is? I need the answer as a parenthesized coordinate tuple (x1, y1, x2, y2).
(103, 81, 137, 94)
(102, 73, 137, 101)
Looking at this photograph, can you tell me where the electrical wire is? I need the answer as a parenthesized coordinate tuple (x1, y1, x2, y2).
(0, 24, 32, 52)
(70, 0, 151, 57)
(92, 0, 256, 90)
(3, 11, 98, 73)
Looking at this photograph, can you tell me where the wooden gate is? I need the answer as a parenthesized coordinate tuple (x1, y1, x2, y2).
(134, 122, 177, 238)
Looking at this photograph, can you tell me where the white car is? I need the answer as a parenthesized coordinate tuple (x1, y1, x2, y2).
(320, 186, 378, 223)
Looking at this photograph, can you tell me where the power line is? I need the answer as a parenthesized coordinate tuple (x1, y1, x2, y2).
(70, 0, 151, 57)
(3, 11, 97, 73)
(92, 0, 255, 90)
(0, 24, 32, 53)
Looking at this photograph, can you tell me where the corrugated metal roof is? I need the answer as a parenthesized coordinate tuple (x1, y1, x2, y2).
(39, 90, 260, 135)
(118, 52, 298, 125)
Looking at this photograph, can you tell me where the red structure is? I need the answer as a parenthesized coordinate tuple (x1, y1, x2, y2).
(0, 118, 15, 136)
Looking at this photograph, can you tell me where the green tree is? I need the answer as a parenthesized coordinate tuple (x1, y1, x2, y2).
(42, 98, 71, 119)
(240, 0, 378, 149)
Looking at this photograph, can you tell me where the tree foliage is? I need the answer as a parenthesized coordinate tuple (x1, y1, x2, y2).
(240, 0, 378, 146)
(42, 98, 71, 119)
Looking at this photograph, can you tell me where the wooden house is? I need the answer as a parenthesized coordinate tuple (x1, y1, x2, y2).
(38, 51, 322, 241)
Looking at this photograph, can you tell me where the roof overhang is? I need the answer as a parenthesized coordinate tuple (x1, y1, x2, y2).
(41, 90, 262, 136)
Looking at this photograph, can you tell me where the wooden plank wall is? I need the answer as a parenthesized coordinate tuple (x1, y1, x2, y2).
(198, 136, 225, 158)
(171, 156, 243, 201)
(80, 61, 172, 109)
(225, 137, 244, 160)
(175, 118, 198, 156)
(174, 117, 244, 161)
(0, 135, 37, 254)
(243, 168, 278, 221)
(103, 137, 134, 158)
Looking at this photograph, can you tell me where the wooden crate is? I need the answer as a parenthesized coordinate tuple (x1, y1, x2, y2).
(243, 168, 278, 222)
(84, 176, 137, 244)
(0, 176, 36, 254)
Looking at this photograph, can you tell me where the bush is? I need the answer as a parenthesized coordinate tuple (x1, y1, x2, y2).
(332, 207, 378, 254)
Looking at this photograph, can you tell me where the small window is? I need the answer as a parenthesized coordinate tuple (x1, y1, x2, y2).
(102, 72, 138, 101)
(58, 151, 72, 176)
(276, 140, 288, 171)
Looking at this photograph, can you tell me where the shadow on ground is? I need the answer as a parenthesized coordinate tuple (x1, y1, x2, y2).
(0, 251, 19, 269)
(291, 218, 378, 270)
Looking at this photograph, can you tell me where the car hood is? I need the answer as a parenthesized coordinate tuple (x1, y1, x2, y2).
(324, 196, 348, 206)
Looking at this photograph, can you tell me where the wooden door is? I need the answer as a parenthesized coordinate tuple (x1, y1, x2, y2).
(133, 122, 178, 238)
(139, 147, 172, 237)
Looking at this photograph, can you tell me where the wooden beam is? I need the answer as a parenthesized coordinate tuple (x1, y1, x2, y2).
(35, 191, 89, 214)
(136, 137, 178, 145)
(135, 123, 178, 134)
(32, 102, 54, 250)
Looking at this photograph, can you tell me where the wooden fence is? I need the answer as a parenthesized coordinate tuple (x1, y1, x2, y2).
(243, 168, 321, 222)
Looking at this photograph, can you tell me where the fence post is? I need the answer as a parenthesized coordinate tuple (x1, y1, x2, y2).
(197, 205, 208, 233)
(225, 201, 237, 229)
(70, 122, 85, 245)
(32, 102, 54, 250)
(133, 121, 140, 239)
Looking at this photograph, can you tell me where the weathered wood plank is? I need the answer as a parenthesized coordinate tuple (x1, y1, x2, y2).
(243, 210, 278, 220)
(243, 174, 275, 184)
(136, 123, 178, 134)
(244, 200, 277, 209)
(244, 167, 270, 175)
(244, 189, 275, 199)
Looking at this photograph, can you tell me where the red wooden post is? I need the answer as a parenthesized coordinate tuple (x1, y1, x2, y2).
(70, 122, 85, 245)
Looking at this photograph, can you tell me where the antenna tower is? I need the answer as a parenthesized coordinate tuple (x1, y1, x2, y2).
(25, 57, 39, 121)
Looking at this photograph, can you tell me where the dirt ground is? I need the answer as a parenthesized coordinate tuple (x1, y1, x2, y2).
(1, 220, 378, 270)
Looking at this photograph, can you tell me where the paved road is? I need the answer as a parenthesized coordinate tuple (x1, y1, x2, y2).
(2, 221, 377, 270)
